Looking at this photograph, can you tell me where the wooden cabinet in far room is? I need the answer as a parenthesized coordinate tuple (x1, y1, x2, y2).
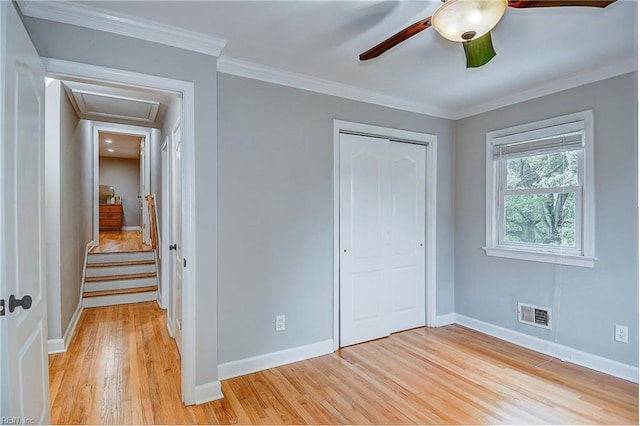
(99, 203, 123, 231)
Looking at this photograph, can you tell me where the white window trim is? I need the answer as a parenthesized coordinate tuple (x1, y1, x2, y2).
(484, 110, 596, 268)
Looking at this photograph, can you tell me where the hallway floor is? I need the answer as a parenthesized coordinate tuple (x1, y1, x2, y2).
(89, 230, 152, 253)
(49, 302, 638, 424)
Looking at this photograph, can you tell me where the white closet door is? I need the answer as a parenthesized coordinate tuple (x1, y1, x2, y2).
(339, 134, 426, 347)
(339, 133, 391, 347)
(389, 142, 426, 332)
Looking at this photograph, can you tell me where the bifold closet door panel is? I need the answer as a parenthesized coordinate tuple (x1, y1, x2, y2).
(389, 141, 426, 332)
(339, 133, 392, 347)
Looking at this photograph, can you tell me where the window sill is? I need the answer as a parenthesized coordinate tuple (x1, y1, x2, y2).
(483, 247, 596, 268)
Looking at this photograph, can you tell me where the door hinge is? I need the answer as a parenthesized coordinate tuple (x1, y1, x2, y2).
(183, 258, 186, 268)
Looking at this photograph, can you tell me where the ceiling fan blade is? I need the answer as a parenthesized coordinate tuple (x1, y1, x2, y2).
(508, 0, 615, 8)
(463, 32, 496, 68)
(360, 17, 432, 60)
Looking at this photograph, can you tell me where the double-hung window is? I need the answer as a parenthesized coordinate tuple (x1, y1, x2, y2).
(485, 111, 595, 267)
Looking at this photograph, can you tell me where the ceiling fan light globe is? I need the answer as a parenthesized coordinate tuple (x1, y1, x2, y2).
(432, 0, 507, 42)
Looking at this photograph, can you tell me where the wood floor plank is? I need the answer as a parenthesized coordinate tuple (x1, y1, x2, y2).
(90, 230, 153, 253)
(49, 302, 638, 424)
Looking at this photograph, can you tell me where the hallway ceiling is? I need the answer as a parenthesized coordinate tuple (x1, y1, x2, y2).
(98, 132, 142, 159)
(33, 1, 638, 118)
(61, 80, 176, 128)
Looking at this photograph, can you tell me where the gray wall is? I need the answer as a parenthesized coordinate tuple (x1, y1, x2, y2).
(217, 74, 456, 363)
(99, 156, 141, 227)
(24, 17, 219, 386)
(27, 9, 636, 383)
(45, 81, 93, 340)
(59, 110, 93, 335)
(455, 72, 638, 366)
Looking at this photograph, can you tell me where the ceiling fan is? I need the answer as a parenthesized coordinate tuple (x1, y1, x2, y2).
(360, 0, 616, 68)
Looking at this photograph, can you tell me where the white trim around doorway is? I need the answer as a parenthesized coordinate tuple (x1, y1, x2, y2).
(91, 121, 152, 245)
(42, 57, 200, 405)
(332, 120, 438, 351)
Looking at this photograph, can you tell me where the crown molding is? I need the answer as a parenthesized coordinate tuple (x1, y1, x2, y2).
(217, 56, 456, 119)
(20, 1, 634, 120)
(18, 0, 227, 57)
(452, 56, 638, 120)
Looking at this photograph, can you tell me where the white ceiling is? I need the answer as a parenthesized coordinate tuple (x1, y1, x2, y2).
(33, 1, 638, 119)
(99, 132, 142, 159)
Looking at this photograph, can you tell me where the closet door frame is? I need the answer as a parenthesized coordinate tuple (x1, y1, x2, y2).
(332, 120, 438, 350)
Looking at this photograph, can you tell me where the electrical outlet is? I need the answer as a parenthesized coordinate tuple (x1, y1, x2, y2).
(615, 325, 628, 343)
(276, 315, 285, 331)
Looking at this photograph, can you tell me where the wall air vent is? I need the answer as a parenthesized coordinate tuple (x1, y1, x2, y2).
(517, 302, 551, 330)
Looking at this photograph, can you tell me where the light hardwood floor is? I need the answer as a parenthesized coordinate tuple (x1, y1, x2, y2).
(49, 302, 638, 424)
(89, 230, 153, 254)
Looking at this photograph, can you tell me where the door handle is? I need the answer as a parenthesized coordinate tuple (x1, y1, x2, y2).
(169, 244, 177, 251)
(0, 294, 33, 315)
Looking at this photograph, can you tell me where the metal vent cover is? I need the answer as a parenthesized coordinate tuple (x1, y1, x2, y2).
(518, 302, 552, 330)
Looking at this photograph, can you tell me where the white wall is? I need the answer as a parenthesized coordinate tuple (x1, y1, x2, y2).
(45, 80, 93, 341)
(455, 73, 638, 367)
(99, 156, 141, 227)
(158, 97, 181, 233)
(45, 80, 64, 340)
(150, 128, 162, 211)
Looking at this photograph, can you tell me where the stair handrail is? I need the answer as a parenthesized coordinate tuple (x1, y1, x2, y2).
(146, 193, 159, 250)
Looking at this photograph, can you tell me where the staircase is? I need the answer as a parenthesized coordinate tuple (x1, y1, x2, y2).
(83, 250, 158, 308)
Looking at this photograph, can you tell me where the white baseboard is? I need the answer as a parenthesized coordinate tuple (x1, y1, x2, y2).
(48, 302, 83, 354)
(122, 226, 142, 231)
(79, 240, 93, 306)
(218, 339, 334, 380)
(48, 339, 65, 354)
(456, 314, 639, 383)
(434, 313, 456, 327)
(194, 381, 223, 404)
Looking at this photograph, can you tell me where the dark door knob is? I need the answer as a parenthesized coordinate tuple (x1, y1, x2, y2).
(169, 244, 177, 251)
(9, 294, 32, 313)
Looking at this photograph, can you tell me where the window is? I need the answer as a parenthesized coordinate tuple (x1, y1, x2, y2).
(485, 111, 595, 267)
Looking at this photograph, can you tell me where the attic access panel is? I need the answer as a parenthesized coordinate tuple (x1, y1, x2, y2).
(71, 89, 160, 123)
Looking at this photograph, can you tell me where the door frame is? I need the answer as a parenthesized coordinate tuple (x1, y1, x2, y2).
(160, 136, 170, 311)
(332, 120, 438, 350)
(43, 58, 198, 405)
(91, 122, 152, 245)
(168, 115, 182, 345)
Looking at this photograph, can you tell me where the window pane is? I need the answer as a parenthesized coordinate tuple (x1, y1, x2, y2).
(506, 151, 578, 190)
(504, 192, 576, 247)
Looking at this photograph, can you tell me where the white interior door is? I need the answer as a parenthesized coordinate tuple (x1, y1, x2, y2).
(170, 119, 183, 355)
(339, 133, 426, 347)
(0, 2, 50, 422)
